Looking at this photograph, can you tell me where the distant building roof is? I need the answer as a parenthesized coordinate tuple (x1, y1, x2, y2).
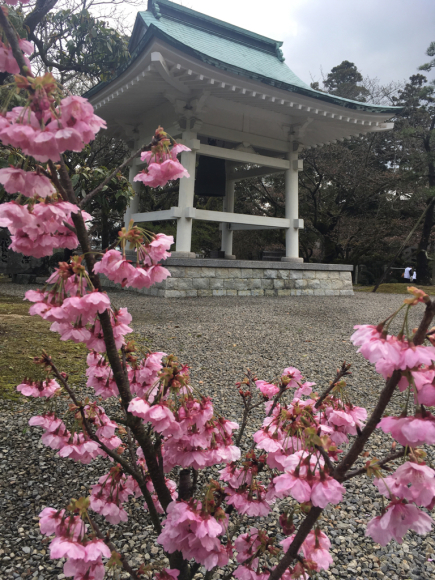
(85, 0, 398, 115)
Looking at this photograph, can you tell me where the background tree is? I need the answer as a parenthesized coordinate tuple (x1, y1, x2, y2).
(323, 60, 370, 101)
(0, 0, 143, 248)
(391, 49, 435, 283)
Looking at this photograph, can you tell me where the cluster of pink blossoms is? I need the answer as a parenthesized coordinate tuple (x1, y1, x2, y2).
(281, 529, 333, 572)
(0, 95, 106, 163)
(157, 501, 230, 570)
(24, 258, 135, 350)
(0, 200, 89, 257)
(0, 37, 32, 75)
(255, 366, 315, 400)
(16, 378, 60, 398)
(0, 167, 56, 197)
(90, 466, 134, 525)
(267, 450, 345, 508)
(134, 127, 190, 188)
(39, 507, 110, 580)
(129, 392, 240, 471)
(86, 349, 165, 399)
(93, 230, 173, 290)
(351, 321, 435, 444)
(29, 403, 121, 465)
(233, 527, 279, 580)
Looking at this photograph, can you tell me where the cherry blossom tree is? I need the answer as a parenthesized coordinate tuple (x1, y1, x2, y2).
(1, 4, 435, 580)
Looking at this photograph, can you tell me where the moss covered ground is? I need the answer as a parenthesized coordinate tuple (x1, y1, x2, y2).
(0, 293, 88, 400)
(354, 283, 435, 295)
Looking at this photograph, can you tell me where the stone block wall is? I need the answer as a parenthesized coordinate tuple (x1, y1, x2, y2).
(99, 259, 353, 298)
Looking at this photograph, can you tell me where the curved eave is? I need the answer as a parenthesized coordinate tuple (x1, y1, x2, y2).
(84, 24, 400, 116)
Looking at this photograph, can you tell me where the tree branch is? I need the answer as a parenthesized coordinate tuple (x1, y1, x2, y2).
(314, 362, 352, 409)
(0, 7, 32, 76)
(48, 357, 162, 532)
(342, 450, 406, 482)
(24, 0, 59, 36)
(269, 298, 435, 579)
(80, 146, 144, 210)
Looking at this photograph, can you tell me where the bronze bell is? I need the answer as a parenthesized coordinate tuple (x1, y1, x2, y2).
(194, 156, 226, 197)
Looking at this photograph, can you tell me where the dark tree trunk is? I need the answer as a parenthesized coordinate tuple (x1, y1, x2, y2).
(416, 159, 435, 284)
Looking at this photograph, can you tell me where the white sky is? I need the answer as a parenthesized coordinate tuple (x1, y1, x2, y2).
(126, 0, 435, 87)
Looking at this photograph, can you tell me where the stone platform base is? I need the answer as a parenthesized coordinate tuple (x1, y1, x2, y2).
(99, 259, 353, 298)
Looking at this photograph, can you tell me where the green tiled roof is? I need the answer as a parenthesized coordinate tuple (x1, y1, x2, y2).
(85, 0, 399, 114)
(137, 3, 311, 92)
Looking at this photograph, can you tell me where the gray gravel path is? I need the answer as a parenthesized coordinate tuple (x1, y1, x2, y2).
(1, 285, 435, 580)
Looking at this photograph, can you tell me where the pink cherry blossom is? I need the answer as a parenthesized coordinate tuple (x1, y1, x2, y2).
(225, 487, 271, 516)
(366, 500, 433, 545)
(281, 530, 333, 571)
(83, 539, 111, 562)
(219, 464, 254, 488)
(135, 141, 190, 188)
(374, 461, 435, 507)
(39, 507, 66, 536)
(233, 566, 269, 580)
(89, 468, 133, 524)
(310, 476, 345, 508)
(234, 528, 262, 563)
(255, 380, 279, 398)
(157, 501, 229, 571)
(282, 366, 303, 388)
(140, 233, 173, 264)
(18, 38, 34, 55)
(5, 0, 31, 5)
(378, 413, 435, 447)
(0, 167, 26, 194)
(0, 42, 20, 74)
(0, 200, 82, 257)
(17, 378, 60, 398)
(63, 558, 105, 580)
(268, 472, 312, 502)
(58, 433, 101, 464)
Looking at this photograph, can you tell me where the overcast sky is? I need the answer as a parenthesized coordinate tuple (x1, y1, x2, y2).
(135, 0, 435, 87)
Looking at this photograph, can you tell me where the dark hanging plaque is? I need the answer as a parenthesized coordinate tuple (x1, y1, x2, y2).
(194, 156, 226, 197)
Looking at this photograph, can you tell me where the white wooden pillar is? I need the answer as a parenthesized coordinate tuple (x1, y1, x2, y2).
(282, 146, 303, 263)
(221, 178, 236, 259)
(173, 130, 197, 258)
(124, 163, 140, 228)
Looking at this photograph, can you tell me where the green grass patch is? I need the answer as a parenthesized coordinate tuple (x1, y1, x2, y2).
(354, 283, 435, 295)
(0, 293, 88, 400)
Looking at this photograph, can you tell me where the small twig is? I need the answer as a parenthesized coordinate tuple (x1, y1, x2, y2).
(80, 145, 148, 209)
(342, 449, 407, 481)
(315, 444, 335, 472)
(314, 362, 352, 409)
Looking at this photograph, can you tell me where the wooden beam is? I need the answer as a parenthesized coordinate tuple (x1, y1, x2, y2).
(227, 165, 285, 181)
(131, 207, 182, 222)
(185, 207, 291, 228)
(151, 52, 190, 95)
(198, 122, 291, 153)
(197, 144, 290, 169)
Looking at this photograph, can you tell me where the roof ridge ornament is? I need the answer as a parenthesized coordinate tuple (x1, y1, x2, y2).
(275, 43, 285, 62)
(150, 0, 162, 20)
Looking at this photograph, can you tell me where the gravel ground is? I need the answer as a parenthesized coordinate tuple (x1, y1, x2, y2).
(1, 284, 435, 580)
